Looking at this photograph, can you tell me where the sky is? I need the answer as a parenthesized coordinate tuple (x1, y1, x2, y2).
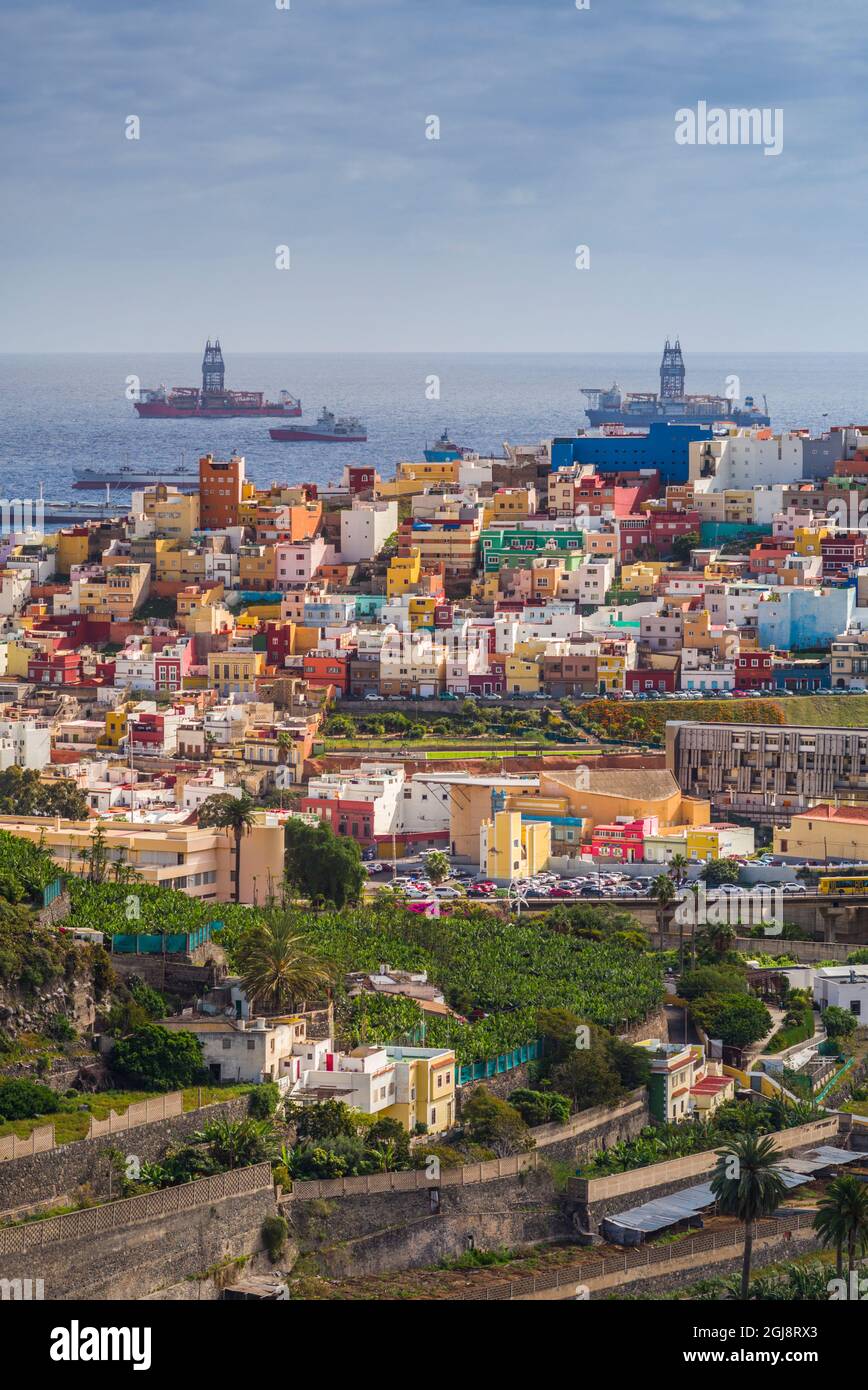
(2, 0, 868, 353)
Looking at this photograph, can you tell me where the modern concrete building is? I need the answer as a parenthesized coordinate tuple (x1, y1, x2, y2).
(667, 721, 868, 824)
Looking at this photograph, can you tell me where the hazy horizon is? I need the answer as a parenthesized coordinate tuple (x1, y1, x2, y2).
(3, 0, 867, 353)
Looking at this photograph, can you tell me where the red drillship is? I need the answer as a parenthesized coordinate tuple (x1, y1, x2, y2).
(134, 340, 302, 418)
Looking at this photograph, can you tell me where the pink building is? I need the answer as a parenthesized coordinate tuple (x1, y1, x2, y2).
(591, 815, 659, 862)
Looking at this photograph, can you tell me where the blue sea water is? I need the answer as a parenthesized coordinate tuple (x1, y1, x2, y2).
(0, 351, 866, 504)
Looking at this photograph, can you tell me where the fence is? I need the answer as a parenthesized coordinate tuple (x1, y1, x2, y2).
(568, 1115, 840, 1203)
(1, 1089, 205, 1163)
(458, 1210, 815, 1301)
(286, 1093, 647, 1201)
(110, 922, 218, 954)
(0, 1162, 272, 1257)
(456, 1040, 541, 1088)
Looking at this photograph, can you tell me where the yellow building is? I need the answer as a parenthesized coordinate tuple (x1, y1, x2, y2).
(155, 542, 207, 586)
(207, 648, 265, 697)
(77, 563, 150, 621)
(504, 654, 540, 694)
(597, 650, 626, 693)
(621, 561, 670, 596)
(55, 528, 90, 576)
(98, 706, 128, 749)
(384, 1048, 456, 1134)
(407, 595, 437, 630)
(3, 639, 33, 678)
(685, 823, 755, 861)
(482, 487, 535, 530)
(387, 549, 422, 598)
(140, 486, 200, 543)
(773, 804, 868, 861)
(0, 813, 285, 906)
(794, 525, 829, 557)
(238, 545, 277, 592)
(480, 809, 550, 882)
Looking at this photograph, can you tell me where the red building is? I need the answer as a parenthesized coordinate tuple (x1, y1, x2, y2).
(301, 796, 374, 844)
(302, 651, 349, 695)
(749, 538, 794, 578)
(618, 511, 700, 562)
(591, 816, 658, 862)
(199, 453, 245, 531)
(28, 649, 83, 686)
(821, 531, 867, 578)
(345, 465, 379, 495)
(265, 620, 296, 670)
(735, 651, 774, 691)
(627, 666, 677, 694)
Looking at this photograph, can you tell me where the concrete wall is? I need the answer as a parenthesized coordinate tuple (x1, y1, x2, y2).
(568, 1115, 840, 1234)
(0, 1094, 252, 1218)
(283, 1094, 650, 1277)
(0, 1164, 276, 1301)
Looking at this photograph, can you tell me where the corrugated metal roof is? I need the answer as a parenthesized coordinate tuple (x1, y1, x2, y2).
(602, 1168, 812, 1244)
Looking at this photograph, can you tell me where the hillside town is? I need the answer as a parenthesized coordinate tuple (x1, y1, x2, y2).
(0, 420, 867, 1313)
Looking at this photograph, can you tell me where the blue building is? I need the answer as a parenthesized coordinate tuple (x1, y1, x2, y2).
(757, 586, 855, 653)
(550, 422, 713, 485)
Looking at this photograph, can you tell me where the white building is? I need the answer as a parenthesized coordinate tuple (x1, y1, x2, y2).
(813, 966, 868, 1024)
(690, 431, 805, 491)
(340, 498, 398, 564)
(0, 717, 51, 770)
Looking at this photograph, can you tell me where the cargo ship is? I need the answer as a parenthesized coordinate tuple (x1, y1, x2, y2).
(73, 462, 199, 490)
(423, 430, 472, 462)
(581, 339, 770, 429)
(134, 340, 302, 418)
(269, 408, 366, 443)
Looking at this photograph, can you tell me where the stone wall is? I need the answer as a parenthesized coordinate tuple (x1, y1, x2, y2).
(283, 1094, 650, 1277)
(568, 1115, 841, 1234)
(0, 1166, 277, 1301)
(0, 1094, 253, 1217)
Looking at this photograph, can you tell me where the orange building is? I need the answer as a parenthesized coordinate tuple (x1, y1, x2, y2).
(199, 453, 246, 530)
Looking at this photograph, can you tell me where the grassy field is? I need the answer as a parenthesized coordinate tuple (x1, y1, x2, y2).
(774, 695, 868, 727)
(0, 1083, 255, 1144)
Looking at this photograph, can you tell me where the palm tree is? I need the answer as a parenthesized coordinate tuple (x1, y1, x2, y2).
(710, 1132, 788, 1299)
(236, 902, 333, 1013)
(813, 1174, 868, 1282)
(424, 850, 450, 886)
(651, 872, 677, 954)
(668, 853, 689, 888)
(198, 791, 256, 902)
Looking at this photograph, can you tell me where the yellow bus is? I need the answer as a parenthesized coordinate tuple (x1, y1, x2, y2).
(818, 876, 868, 895)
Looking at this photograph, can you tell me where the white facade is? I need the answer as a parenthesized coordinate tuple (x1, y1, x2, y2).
(340, 499, 398, 564)
(400, 775, 452, 836)
(690, 432, 805, 491)
(558, 558, 614, 606)
(0, 717, 51, 769)
(307, 762, 405, 836)
(813, 967, 868, 1024)
(704, 582, 768, 629)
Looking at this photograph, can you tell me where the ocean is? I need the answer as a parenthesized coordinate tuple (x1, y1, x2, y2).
(0, 351, 867, 504)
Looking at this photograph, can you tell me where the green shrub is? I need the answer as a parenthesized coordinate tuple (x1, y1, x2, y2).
(508, 1088, 571, 1127)
(111, 1024, 205, 1091)
(248, 1082, 281, 1119)
(261, 1215, 289, 1264)
(0, 1078, 61, 1120)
